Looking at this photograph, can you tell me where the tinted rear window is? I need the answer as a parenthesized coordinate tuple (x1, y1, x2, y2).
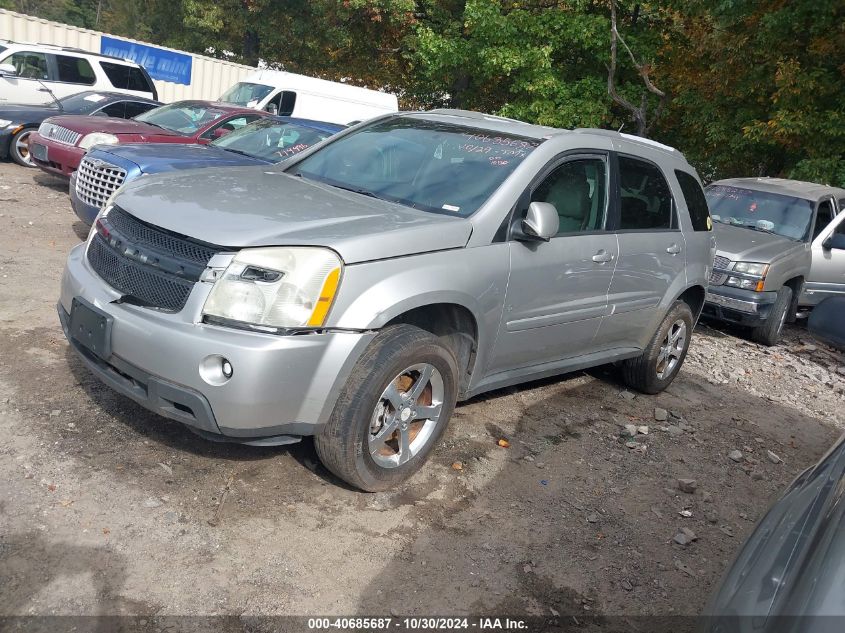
(56, 55, 95, 84)
(100, 61, 153, 92)
(675, 170, 712, 231)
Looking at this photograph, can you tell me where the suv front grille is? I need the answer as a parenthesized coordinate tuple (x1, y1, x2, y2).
(38, 121, 82, 146)
(709, 255, 731, 286)
(76, 157, 127, 210)
(86, 206, 225, 312)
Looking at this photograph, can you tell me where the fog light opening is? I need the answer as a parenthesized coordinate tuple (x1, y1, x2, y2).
(199, 354, 234, 386)
(222, 359, 233, 379)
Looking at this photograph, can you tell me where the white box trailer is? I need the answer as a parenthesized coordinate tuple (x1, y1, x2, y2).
(219, 69, 398, 125)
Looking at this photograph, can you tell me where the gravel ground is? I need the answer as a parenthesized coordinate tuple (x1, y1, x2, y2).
(1, 161, 843, 624)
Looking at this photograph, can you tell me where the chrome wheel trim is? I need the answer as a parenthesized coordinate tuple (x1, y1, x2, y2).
(656, 319, 687, 380)
(14, 130, 35, 167)
(368, 363, 445, 469)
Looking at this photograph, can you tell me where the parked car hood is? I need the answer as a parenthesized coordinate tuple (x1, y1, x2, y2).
(703, 433, 845, 630)
(115, 167, 472, 264)
(713, 222, 800, 262)
(97, 143, 266, 173)
(43, 115, 184, 138)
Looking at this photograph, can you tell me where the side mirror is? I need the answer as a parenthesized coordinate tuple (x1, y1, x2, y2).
(520, 202, 559, 242)
(266, 103, 279, 115)
(823, 233, 845, 250)
(0, 63, 17, 77)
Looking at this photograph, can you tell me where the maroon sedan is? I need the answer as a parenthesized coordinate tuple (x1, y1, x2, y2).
(29, 100, 267, 177)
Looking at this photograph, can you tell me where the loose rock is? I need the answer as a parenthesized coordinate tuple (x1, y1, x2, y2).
(766, 450, 782, 464)
(586, 513, 600, 524)
(677, 478, 697, 494)
(673, 527, 697, 545)
(666, 425, 685, 438)
(728, 450, 744, 463)
(654, 408, 668, 422)
(144, 498, 162, 509)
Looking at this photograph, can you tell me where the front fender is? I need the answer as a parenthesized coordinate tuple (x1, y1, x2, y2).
(327, 245, 511, 377)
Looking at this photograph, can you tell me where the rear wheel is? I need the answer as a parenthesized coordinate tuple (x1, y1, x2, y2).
(10, 127, 36, 167)
(315, 324, 458, 492)
(622, 301, 694, 394)
(751, 286, 792, 347)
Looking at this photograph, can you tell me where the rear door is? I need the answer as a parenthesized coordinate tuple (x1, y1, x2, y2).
(598, 154, 687, 349)
(47, 54, 97, 100)
(486, 153, 618, 373)
(804, 206, 845, 305)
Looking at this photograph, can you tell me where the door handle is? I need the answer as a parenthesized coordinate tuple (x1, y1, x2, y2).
(666, 244, 682, 255)
(592, 250, 614, 263)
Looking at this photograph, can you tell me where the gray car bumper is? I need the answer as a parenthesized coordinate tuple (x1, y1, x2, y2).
(703, 286, 778, 326)
(59, 242, 374, 441)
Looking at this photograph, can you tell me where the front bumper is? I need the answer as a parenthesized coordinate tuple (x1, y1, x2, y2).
(59, 242, 375, 441)
(703, 286, 778, 326)
(30, 133, 84, 177)
(0, 127, 13, 159)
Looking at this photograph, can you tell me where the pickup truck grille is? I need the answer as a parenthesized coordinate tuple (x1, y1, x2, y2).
(86, 206, 225, 312)
(76, 157, 127, 210)
(709, 255, 731, 286)
(37, 121, 82, 146)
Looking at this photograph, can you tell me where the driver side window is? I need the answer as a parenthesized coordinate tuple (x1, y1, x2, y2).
(3, 51, 48, 80)
(531, 158, 607, 236)
(814, 199, 835, 240)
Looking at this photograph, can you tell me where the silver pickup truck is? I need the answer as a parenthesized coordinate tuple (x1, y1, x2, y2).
(58, 110, 714, 490)
(703, 178, 845, 345)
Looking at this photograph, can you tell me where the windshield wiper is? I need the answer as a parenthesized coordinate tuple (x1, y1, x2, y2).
(743, 223, 776, 235)
(218, 147, 258, 159)
(297, 172, 381, 199)
(329, 183, 381, 199)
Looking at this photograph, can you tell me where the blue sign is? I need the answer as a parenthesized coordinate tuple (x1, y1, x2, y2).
(100, 36, 193, 85)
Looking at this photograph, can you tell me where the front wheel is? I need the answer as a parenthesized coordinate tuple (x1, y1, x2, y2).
(315, 324, 458, 492)
(10, 127, 36, 167)
(622, 301, 694, 394)
(751, 286, 792, 347)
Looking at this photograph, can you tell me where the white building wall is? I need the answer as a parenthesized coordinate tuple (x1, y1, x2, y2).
(0, 8, 254, 102)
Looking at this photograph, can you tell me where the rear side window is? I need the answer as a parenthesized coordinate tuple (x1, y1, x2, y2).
(97, 102, 126, 118)
(55, 55, 95, 84)
(675, 170, 712, 231)
(123, 101, 157, 118)
(100, 61, 153, 92)
(617, 156, 674, 230)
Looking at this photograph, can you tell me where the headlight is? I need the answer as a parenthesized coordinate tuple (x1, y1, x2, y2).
(0, 119, 12, 128)
(203, 247, 342, 329)
(732, 262, 769, 276)
(78, 132, 119, 150)
(725, 276, 762, 291)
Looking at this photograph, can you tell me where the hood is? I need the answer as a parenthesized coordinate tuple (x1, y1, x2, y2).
(97, 143, 266, 173)
(703, 433, 845, 628)
(115, 167, 472, 264)
(43, 115, 184, 138)
(713, 222, 801, 263)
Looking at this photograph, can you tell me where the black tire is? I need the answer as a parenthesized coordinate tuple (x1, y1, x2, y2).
(10, 127, 36, 167)
(751, 286, 792, 346)
(622, 301, 694, 394)
(315, 324, 459, 492)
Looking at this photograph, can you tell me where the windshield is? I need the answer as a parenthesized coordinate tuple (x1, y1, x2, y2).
(219, 82, 273, 107)
(134, 102, 225, 134)
(212, 119, 337, 162)
(705, 185, 814, 240)
(55, 92, 114, 114)
(290, 117, 542, 216)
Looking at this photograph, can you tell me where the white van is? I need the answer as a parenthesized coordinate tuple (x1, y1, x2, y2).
(218, 69, 398, 125)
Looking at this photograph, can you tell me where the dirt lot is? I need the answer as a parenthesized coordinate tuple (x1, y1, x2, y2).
(1, 161, 844, 625)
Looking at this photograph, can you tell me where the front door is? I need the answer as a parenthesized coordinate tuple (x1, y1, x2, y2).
(487, 154, 618, 374)
(0, 50, 50, 105)
(599, 155, 687, 349)
(804, 206, 845, 305)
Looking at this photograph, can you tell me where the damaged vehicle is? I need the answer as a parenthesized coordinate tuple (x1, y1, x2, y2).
(58, 110, 713, 491)
(703, 178, 845, 345)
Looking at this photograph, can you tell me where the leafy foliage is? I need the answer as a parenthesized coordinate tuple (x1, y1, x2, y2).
(2, 0, 844, 185)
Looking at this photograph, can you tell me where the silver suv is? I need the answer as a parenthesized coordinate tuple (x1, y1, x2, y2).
(58, 110, 715, 491)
